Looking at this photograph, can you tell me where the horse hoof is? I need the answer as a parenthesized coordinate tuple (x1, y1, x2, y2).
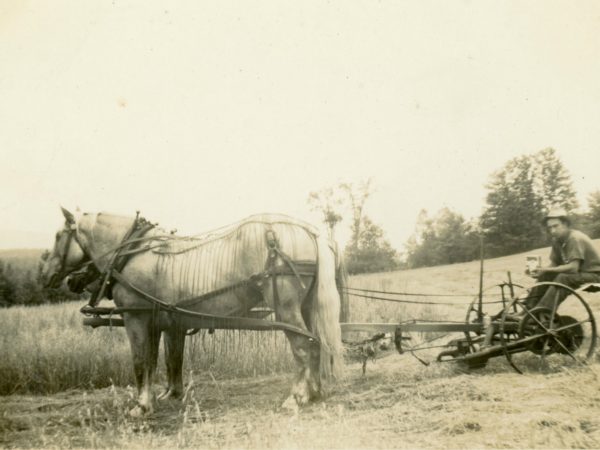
(157, 389, 181, 401)
(281, 396, 300, 414)
(309, 390, 322, 402)
(129, 404, 152, 417)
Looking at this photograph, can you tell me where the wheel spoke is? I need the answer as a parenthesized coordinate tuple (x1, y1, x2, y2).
(521, 307, 552, 334)
(549, 308, 556, 331)
(549, 294, 559, 330)
(505, 281, 597, 371)
(553, 318, 591, 333)
(549, 335, 581, 362)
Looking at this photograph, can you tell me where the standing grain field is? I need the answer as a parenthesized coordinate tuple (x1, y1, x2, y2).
(0, 301, 297, 396)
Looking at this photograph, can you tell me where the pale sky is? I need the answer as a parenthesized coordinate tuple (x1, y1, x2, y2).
(1, 1, 600, 251)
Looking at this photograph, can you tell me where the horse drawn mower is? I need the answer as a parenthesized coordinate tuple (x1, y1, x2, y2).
(340, 280, 599, 373)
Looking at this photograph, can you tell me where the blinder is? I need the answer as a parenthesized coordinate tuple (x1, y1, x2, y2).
(49, 224, 90, 288)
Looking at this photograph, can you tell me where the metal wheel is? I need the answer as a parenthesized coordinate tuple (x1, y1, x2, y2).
(464, 282, 525, 353)
(500, 282, 597, 373)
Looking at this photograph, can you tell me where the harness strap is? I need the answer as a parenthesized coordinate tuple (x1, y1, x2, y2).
(272, 247, 307, 290)
(265, 228, 314, 295)
(110, 271, 317, 339)
(81, 216, 319, 340)
(88, 218, 155, 306)
(175, 275, 263, 308)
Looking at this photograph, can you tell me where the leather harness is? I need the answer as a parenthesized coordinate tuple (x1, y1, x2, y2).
(78, 215, 319, 340)
(90, 215, 156, 304)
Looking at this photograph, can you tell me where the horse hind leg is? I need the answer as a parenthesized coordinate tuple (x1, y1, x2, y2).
(123, 312, 161, 417)
(158, 324, 186, 401)
(280, 328, 321, 409)
(267, 276, 321, 409)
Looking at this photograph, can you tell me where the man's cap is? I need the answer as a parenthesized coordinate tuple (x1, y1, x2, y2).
(543, 207, 571, 225)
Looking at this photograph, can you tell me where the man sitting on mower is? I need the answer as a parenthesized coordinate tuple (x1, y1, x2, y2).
(523, 208, 600, 311)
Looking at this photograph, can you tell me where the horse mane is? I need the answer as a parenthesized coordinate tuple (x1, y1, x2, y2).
(151, 214, 320, 303)
(151, 213, 319, 255)
(76, 211, 321, 303)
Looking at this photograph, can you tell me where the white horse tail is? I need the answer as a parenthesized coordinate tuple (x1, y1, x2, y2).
(312, 235, 344, 380)
(335, 246, 350, 324)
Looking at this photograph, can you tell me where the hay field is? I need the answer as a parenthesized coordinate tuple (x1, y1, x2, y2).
(0, 303, 296, 396)
(2, 242, 600, 448)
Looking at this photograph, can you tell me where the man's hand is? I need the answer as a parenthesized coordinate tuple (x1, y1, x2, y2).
(530, 260, 580, 278)
(529, 268, 545, 279)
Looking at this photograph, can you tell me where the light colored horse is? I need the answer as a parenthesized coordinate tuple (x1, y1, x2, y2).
(41, 208, 345, 415)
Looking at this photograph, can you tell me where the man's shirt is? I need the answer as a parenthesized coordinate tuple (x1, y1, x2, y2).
(550, 229, 600, 273)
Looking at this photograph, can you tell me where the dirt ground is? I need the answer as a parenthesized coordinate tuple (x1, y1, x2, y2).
(2, 351, 600, 449)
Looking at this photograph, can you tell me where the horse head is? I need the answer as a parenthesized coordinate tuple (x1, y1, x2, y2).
(41, 207, 89, 288)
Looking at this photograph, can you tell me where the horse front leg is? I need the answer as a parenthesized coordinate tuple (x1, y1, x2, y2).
(123, 312, 161, 417)
(158, 325, 186, 401)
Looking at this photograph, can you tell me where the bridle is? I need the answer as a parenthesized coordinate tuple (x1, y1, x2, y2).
(49, 213, 152, 291)
(52, 223, 91, 284)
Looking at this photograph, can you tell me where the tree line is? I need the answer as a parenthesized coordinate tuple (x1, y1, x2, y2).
(310, 148, 600, 274)
(1, 147, 597, 306)
(0, 252, 81, 307)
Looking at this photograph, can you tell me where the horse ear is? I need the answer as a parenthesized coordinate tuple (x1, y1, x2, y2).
(74, 207, 83, 223)
(60, 206, 75, 224)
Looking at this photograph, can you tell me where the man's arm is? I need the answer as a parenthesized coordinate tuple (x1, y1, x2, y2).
(533, 259, 580, 277)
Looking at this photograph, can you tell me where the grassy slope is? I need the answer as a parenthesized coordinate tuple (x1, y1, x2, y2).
(0, 248, 44, 268)
(2, 242, 600, 448)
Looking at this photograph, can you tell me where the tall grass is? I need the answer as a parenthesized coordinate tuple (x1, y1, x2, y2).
(0, 262, 528, 396)
(3, 244, 599, 396)
(0, 303, 132, 394)
(0, 301, 296, 395)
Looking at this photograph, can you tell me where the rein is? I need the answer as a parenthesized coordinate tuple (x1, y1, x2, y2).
(107, 270, 317, 339)
(87, 215, 156, 306)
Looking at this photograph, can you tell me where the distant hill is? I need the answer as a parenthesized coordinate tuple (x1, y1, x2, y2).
(0, 229, 52, 251)
(0, 248, 82, 306)
(0, 249, 45, 272)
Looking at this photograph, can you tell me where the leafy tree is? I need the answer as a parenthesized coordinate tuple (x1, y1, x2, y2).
(481, 155, 544, 256)
(0, 251, 84, 306)
(586, 190, 600, 238)
(339, 178, 373, 252)
(0, 261, 16, 306)
(345, 216, 397, 274)
(307, 187, 343, 239)
(405, 210, 437, 268)
(35, 257, 81, 304)
(405, 208, 480, 268)
(480, 148, 577, 257)
(308, 179, 396, 273)
(533, 148, 578, 212)
(16, 270, 44, 305)
(336, 179, 399, 274)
